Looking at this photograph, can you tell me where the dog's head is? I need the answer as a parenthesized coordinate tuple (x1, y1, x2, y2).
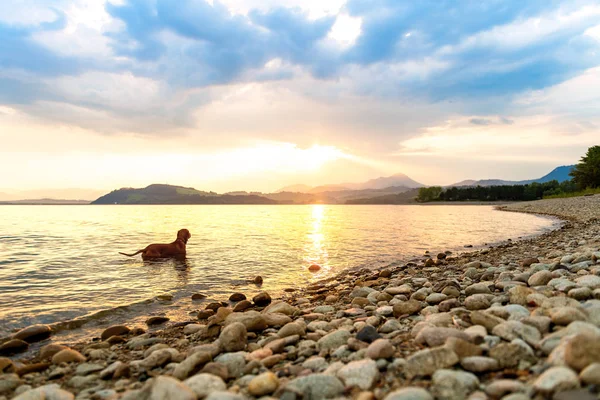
(177, 229, 191, 244)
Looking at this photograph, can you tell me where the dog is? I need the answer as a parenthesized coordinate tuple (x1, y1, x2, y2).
(119, 229, 191, 260)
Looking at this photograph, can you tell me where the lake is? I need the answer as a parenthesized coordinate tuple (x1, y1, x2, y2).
(0, 204, 557, 343)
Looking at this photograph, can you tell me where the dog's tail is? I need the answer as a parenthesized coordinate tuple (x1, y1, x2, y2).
(119, 250, 144, 257)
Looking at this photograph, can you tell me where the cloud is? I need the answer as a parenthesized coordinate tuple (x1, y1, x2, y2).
(0, 0, 598, 145)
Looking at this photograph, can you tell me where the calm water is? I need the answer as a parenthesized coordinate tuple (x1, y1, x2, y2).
(0, 205, 556, 342)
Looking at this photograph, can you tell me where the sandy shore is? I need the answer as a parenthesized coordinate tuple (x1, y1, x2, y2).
(1, 196, 600, 400)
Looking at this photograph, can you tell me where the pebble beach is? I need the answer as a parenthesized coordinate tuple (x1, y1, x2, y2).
(1, 196, 600, 400)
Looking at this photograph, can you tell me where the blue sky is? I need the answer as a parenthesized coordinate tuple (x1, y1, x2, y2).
(0, 0, 599, 194)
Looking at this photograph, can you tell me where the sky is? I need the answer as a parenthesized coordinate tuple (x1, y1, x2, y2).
(1, 0, 599, 197)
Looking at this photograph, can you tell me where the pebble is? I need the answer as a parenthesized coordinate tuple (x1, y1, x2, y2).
(383, 387, 433, 400)
(141, 376, 196, 400)
(253, 292, 272, 307)
(533, 366, 580, 395)
(0, 339, 28, 355)
(431, 369, 479, 400)
(219, 322, 248, 352)
(337, 359, 379, 390)
(12, 324, 52, 343)
(460, 356, 499, 373)
(12, 384, 74, 400)
(366, 339, 394, 359)
(183, 373, 227, 398)
(52, 348, 86, 364)
(317, 329, 351, 352)
(356, 325, 382, 343)
(579, 362, 600, 385)
(285, 374, 345, 400)
(392, 300, 422, 317)
(247, 372, 279, 396)
(404, 347, 459, 378)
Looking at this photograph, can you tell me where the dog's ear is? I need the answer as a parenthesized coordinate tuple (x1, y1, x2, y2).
(187, 230, 191, 239)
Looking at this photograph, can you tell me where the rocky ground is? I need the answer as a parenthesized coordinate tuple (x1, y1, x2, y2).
(1, 196, 600, 400)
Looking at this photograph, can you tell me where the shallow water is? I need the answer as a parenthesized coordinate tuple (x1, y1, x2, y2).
(0, 204, 556, 343)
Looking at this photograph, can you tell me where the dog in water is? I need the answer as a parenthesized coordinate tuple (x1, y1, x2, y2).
(119, 229, 191, 260)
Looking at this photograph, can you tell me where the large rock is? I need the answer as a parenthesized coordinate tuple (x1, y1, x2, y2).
(431, 369, 479, 400)
(183, 373, 227, 398)
(284, 374, 345, 400)
(336, 359, 379, 390)
(12, 324, 51, 343)
(533, 367, 580, 395)
(219, 322, 247, 352)
(101, 325, 130, 341)
(0, 373, 21, 394)
(563, 332, 600, 371)
(405, 347, 459, 378)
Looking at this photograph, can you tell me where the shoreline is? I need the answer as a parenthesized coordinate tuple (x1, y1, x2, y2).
(1, 197, 599, 400)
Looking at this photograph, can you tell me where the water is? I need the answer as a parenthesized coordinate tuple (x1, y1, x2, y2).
(0, 204, 556, 343)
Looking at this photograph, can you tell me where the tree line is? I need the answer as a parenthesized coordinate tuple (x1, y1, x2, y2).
(417, 145, 600, 202)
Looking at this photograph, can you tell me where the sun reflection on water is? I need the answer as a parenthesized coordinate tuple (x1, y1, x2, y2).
(304, 205, 329, 273)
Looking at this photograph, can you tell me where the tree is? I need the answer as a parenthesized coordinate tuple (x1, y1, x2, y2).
(417, 186, 443, 202)
(570, 146, 600, 189)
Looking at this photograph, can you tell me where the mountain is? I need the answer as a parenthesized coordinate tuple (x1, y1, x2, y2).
(276, 184, 312, 193)
(534, 165, 574, 183)
(92, 184, 277, 205)
(277, 173, 424, 193)
(449, 165, 575, 187)
(345, 173, 424, 190)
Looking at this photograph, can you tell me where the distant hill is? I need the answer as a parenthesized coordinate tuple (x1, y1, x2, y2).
(449, 165, 575, 187)
(345, 189, 420, 204)
(0, 188, 105, 201)
(277, 173, 424, 194)
(0, 199, 90, 205)
(92, 184, 277, 205)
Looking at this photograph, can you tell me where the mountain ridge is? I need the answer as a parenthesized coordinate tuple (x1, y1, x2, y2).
(449, 165, 574, 187)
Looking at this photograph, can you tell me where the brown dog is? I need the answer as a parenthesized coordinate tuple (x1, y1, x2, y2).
(120, 229, 191, 260)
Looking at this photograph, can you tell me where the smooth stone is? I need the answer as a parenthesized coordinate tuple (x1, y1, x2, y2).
(528, 270, 553, 287)
(140, 376, 196, 400)
(173, 351, 212, 380)
(12, 324, 52, 343)
(183, 324, 205, 335)
(576, 275, 600, 289)
(533, 366, 580, 394)
(415, 327, 471, 347)
(404, 347, 459, 378)
(12, 384, 74, 400)
(75, 363, 104, 375)
(220, 322, 247, 352)
(356, 325, 382, 343)
(470, 311, 505, 331)
(366, 339, 394, 359)
(317, 330, 351, 352)
(145, 316, 169, 326)
(0, 339, 28, 355)
(0, 373, 21, 394)
(431, 369, 479, 400)
(563, 332, 600, 371)
(392, 300, 422, 317)
(224, 311, 268, 332)
(214, 352, 247, 378)
(580, 362, 600, 385)
(380, 319, 402, 333)
(465, 283, 492, 296)
(485, 379, 526, 398)
(264, 301, 298, 316)
(464, 294, 491, 310)
(247, 372, 279, 396)
(184, 373, 227, 398)
(284, 374, 344, 400)
(489, 342, 535, 368)
(101, 325, 130, 341)
(444, 337, 483, 359)
(550, 307, 588, 326)
(253, 292, 272, 307)
(39, 344, 68, 359)
(460, 356, 499, 373)
(383, 387, 433, 400)
(491, 321, 541, 347)
(278, 322, 305, 338)
(52, 349, 86, 364)
(337, 359, 379, 390)
(229, 292, 246, 302)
